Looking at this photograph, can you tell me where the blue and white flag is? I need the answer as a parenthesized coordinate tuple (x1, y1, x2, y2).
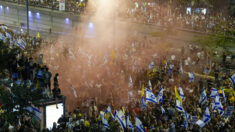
(128, 76, 133, 88)
(178, 86, 185, 102)
(214, 95, 224, 115)
(148, 80, 152, 90)
(212, 101, 216, 111)
(191, 116, 198, 124)
(199, 88, 207, 105)
(202, 105, 211, 125)
(196, 120, 206, 128)
(229, 73, 235, 85)
(156, 87, 163, 103)
(146, 89, 157, 104)
(5, 32, 11, 39)
(223, 106, 234, 118)
(105, 105, 114, 119)
(148, 61, 154, 69)
(114, 110, 117, 119)
(160, 106, 165, 114)
(140, 97, 147, 110)
(116, 110, 126, 130)
(126, 108, 133, 131)
(221, 88, 226, 103)
(101, 112, 109, 128)
(181, 112, 190, 129)
(188, 72, 194, 83)
(135, 116, 144, 132)
(25, 106, 42, 120)
(16, 38, 26, 50)
(210, 88, 217, 99)
(176, 98, 184, 112)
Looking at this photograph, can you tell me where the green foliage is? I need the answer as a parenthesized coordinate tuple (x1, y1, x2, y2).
(194, 27, 235, 53)
(0, 84, 43, 124)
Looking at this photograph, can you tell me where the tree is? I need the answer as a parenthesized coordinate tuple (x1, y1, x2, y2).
(0, 83, 44, 124)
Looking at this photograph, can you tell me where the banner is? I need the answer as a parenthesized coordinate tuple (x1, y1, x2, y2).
(223, 106, 234, 118)
(59, 0, 65, 11)
(191, 116, 198, 124)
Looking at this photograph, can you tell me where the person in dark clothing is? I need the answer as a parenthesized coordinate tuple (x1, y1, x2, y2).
(52, 86, 61, 98)
(54, 73, 59, 89)
(43, 67, 52, 90)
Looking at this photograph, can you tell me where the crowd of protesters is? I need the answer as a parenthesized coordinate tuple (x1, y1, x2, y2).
(0, 25, 64, 131)
(118, 0, 234, 33)
(0, 25, 63, 99)
(0, 1, 234, 130)
(2, 0, 88, 13)
(37, 30, 235, 131)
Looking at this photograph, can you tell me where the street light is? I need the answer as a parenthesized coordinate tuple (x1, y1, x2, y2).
(26, 0, 29, 35)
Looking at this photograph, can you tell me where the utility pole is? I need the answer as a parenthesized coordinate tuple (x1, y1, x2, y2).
(26, 0, 29, 35)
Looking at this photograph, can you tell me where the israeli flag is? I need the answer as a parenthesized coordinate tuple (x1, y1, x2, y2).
(156, 87, 163, 103)
(135, 116, 145, 132)
(148, 80, 152, 90)
(101, 112, 109, 128)
(126, 108, 133, 131)
(140, 97, 147, 110)
(210, 88, 217, 99)
(128, 76, 133, 88)
(222, 88, 226, 103)
(202, 105, 211, 124)
(179, 86, 185, 102)
(214, 95, 224, 115)
(148, 61, 154, 69)
(188, 72, 195, 82)
(199, 88, 207, 105)
(116, 110, 126, 130)
(146, 89, 157, 104)
(25, 106, 42, 120)
(160, 106, 165, 114)
(105, 105, 114, 119)
(196, 120, 206, 128)
(5, 32, 11, 39)
(16, 38, 26, 50)
(176, 98, 184, 112)
(229, 73, 235, 85)
(114, 110, 117, 119)
(182, 112, 190, 129)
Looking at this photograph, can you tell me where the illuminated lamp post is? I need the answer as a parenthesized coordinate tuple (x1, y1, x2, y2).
(26, 0, 29, 35)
